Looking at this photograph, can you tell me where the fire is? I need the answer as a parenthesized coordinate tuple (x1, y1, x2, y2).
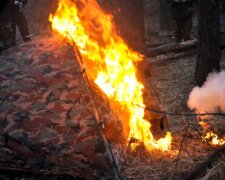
(199, 120, 225, 145)
(204, 131, 225, 145)
(49, 0, 172, 152)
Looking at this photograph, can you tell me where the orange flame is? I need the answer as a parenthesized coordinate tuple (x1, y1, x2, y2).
(49, 0, 172, 152)
(204, 131, 225, 145)
(199, 121, 225, 145)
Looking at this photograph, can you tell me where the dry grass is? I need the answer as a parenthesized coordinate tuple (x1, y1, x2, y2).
(118, 46, 225, 179)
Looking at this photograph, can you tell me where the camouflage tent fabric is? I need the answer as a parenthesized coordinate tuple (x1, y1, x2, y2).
(0, 34, 119, 179)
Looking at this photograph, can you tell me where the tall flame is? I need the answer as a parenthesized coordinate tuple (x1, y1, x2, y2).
(49, 0, 172, 152)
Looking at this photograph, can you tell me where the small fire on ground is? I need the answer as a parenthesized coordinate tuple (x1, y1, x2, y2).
(199, 121, 225, 145)
(49, 0, 172, 152)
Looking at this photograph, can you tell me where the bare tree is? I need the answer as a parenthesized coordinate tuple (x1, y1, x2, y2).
(98, 0, 145, 53)
(195, 0, 220, 86)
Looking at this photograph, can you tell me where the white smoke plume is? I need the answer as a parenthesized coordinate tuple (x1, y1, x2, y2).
(188, 71, 225, 114)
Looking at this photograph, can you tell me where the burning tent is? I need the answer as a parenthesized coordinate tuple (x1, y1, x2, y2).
(49, 0, 172, 151)
(0, 0, 174, 178)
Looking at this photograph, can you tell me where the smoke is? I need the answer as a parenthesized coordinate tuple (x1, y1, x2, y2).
(188, 71, 225, 114)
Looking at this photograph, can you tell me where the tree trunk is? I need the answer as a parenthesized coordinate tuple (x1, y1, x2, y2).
(98, 0, 146, 54)
(221, 0, 225, 14)
(116, 0, 146, 53)
(159, 0, 174, 34)
(147, 39, 198, 57)
(195, 0, 220, 86)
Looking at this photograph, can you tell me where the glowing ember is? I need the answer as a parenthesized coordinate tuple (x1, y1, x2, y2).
(199, 121, 210, 130)
(49, 0, 172, 151)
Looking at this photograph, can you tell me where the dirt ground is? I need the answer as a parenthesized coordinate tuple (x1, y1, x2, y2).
(13, 0, 225, 179)
(120, 1, 225, 180)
